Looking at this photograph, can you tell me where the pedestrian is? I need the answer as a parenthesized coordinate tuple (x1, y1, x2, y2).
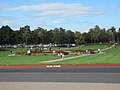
(60, 53, 62, 58)
(40, 48, 43, 52)
(10, 50, 12, 54)
(98, 48, 101, 53)
(31, 46, 33, 50)
(53, 50, 56, 56)
(49, 47, 52, 51)
(27, 49, 31, 55)
(62, 54, 64, 60)
(58, 53, 60, 57)
(86, 50, 88, 53)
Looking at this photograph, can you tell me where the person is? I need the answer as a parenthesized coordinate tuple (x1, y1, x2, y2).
(58, 53, 60, 57)
(60, 53, 63, 58)
(98, 48, 101, 53)
(53, 50, 56, 56)
(40, 48, 43, 52)
(49, 47, 52, 51)
(8, 50, 15, 56)
(10, 50, 12, 54)
(62, 54, 64, 60)
(27, 49, 31, 55)
(30, 46, 33, 50)
(86, 50, 88, 53)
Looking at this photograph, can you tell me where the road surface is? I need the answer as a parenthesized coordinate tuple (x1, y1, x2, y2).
(0, 66, 120, 83)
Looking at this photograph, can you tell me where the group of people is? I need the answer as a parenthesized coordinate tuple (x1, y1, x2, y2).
(26, 49, 65, 59)
(26, 47, 43, 55)
(53, 50, 65, 60)
(58, 53, 65, 60)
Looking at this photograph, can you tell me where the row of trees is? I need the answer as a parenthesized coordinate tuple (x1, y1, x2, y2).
(0, 25, 120, 45)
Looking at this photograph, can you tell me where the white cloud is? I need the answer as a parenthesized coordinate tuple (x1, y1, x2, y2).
(6, 3, 99, 17)
(112, 4, 120, 12)
(46, 19, 68, 25)
(95, 10, 106, 16)
(0, 16, 46, 29)
(0, 2, 12, 13)
(7, 3, 90, 11)
(112, 4, 119, 8)
(0, 3, 106, 30)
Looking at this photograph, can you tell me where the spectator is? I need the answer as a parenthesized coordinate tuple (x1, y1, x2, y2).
(49, 47, 52, 51)
(53, 50, 56, 56)
(60, 53, 63, 58)
(98, 48, 101, 53)
(62, 54, 64, 60)
(10, 50, 12, 54)
(58, 53, 60, 56)
(27, 50, 31, 55)
(40, 48, 43, 52)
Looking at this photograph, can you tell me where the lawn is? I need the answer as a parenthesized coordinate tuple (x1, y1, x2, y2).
(0, 44, 119, 65)
(47, 45, 120, 64)
(0, 48, 59, 65)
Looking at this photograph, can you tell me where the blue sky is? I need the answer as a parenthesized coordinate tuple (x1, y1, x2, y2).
(0, 0, 120, 32)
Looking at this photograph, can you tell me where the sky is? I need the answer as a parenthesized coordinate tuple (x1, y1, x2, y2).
(0, 0, 120, 32)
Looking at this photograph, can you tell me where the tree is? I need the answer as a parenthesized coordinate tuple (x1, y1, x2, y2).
(65, 30, 75, 44)
(52, 28, 67, 45)
(116, 28, 120, 43)
(89, 28, 94, 43)
(93, 25, 101, 43)
(99, 28, 108, 43)
(107, 26, 116, 43)
(0, 25, 14, 45)
(45, 30, 53, 44)
(33, 27, 46, 44)
(52, 28, 60, 44)
(82, 32, 91, 43)
(0, 25, 119, 45)
(89, 25, 101, 43)
(19, 25, 32, 45)
(12, 30, 20, 44)
(75, 31, 85, 45)
(59, 28, 67, 45)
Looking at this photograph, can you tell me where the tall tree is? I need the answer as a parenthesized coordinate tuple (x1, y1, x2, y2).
(66, 30, 75, 44)
(93, 25, 101, 43)
(107, 26, 116, 43)
(52, 28, 60, 44)
(82, 32, 91, 43)
(75, 31, 85, 45)
(89, 25, 101, 43)
(33, 27, 47, 44)
(19, 25, 32, 45)
(45, 30, 53, 44)
(59, 28, 67, 45)
(116, 28, 120, 43)
(99, 28, 108, 43)
(52, 28, 67, 45)
(0, 25, 14, 45)
(89, 28, 94, 43)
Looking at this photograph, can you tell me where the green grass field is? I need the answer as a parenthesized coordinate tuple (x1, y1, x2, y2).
(47, 46, 120, 64)
(0, 44, 119, 65)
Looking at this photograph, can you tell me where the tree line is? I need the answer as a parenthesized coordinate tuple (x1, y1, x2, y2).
(0, 25, 120, 45)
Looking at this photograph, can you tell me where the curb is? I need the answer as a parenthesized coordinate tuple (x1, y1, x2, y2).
(0, 64, 120, 69)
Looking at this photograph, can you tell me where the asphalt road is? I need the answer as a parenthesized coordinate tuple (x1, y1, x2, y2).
(0, 66, 120, 83)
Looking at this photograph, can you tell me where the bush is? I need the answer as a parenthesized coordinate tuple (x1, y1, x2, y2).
(0, 48, 10, 51)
